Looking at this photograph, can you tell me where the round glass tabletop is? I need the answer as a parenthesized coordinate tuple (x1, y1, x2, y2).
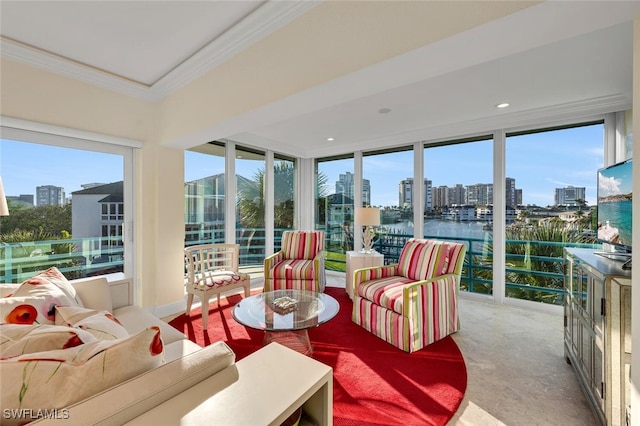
(232, 289, 340, 332)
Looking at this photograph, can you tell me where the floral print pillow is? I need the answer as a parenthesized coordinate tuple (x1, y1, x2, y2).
(0, 326, 164, 424)
(0, 296, 54, 325)
(0, 267, 83, 325)
(55, 306, 129, 340)
(0, 323, 96, 358)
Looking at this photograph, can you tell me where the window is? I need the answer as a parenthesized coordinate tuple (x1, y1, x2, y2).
(0, 127, 135, 282)
(315, 156, 354, 271)
(424, 137, 494, 295)
(184, 143, 226, 244)
(504, 122, 603, 305)
(236, 146, 266, 266)
(274, 155, 296, 252)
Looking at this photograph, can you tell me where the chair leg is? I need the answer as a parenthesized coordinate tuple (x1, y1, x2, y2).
(200, 295, 210, 330)
(244, 279, 251, 297)
(186, 293, 194, 316)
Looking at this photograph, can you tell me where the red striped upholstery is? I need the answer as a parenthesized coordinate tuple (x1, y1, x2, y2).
(352, 239, 466, 352)
(263, 231, 326, 292)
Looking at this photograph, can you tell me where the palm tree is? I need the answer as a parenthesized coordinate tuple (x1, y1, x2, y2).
(236, 162, 329, 229)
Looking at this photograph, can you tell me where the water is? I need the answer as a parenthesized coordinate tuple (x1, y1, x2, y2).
(382, 219, 490, 240)
(597, 200, 632, 247)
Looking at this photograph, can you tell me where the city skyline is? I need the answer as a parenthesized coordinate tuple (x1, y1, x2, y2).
(2, 123, 603, 208)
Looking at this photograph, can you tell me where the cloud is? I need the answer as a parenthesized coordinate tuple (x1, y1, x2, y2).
(598, 172, 622, 197)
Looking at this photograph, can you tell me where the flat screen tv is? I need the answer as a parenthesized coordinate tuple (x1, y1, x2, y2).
(596, 159, 632, 268)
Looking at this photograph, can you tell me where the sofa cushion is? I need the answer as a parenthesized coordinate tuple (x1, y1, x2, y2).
(114, 305, 187, 345)
(191, 270, 247, 289)
(357, 275, 415, 315)
(397, 239, 450, 281)
(56, 306, 129, 340)
(269, 259, 317, 280)
(70, 277, 113, 312)
(0, 327, 164, 425)
(0, 323, 96, 358)
(32, 341, 235, 426)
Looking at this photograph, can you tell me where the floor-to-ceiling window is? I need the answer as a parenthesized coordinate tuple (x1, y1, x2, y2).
(236, 146, 266, 266)
(504, 122, 603, 305)
(184, 142, 226, 245)
(423, 137, 494, 296)
(274, 154, 296, 252)
(315, 155, 354, 271)
(362, 147, 413, 261)
(0, 128, 135, 283)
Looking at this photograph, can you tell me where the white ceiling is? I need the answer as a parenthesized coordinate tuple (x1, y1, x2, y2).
(1, 1, 639, 158)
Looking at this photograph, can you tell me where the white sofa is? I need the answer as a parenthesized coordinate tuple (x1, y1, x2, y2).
(1, 276, 333, 425)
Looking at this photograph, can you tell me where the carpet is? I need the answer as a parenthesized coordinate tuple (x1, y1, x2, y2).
(169, 287, 467, 426)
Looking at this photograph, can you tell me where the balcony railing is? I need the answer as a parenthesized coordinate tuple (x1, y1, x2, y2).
(2, 231, 600, 306)
(1, 236, 124, 283)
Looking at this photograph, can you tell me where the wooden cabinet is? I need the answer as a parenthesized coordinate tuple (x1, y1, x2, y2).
(346, 251, 384, 299)
(564, 248, 631, 426)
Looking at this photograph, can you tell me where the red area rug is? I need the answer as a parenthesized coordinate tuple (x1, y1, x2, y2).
(169, 287, 467, 426)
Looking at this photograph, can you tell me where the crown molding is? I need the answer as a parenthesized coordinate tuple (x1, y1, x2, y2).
(0, 0, 321, 102)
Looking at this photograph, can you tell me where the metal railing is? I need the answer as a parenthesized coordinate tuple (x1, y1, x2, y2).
(2, 230, 600, 306)
(1, 236, 124, 283)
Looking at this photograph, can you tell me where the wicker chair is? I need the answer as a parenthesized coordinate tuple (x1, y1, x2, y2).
(352, 238, 466, 352)
(184, 243, 250, 329)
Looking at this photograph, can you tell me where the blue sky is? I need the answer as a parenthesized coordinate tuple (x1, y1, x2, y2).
(598, 159, 632, 197)
(2, 123, 604, 207)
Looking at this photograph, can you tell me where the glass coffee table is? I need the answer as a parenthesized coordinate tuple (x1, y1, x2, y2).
(232, 289, 339, 356)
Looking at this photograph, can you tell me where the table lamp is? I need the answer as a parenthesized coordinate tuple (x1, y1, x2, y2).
(355, 207, 380, 253)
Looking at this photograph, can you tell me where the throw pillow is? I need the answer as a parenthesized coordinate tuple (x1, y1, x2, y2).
(0, 296, 51, 325)
(55, 306, 129, 340)
(0, 324, 96, 358)
(7, 267, 83, 324)
(0, 326, 164, 425)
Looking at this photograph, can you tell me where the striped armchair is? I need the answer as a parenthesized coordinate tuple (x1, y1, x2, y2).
(263, 230, 326, 292)
(352, 238, 466, 352)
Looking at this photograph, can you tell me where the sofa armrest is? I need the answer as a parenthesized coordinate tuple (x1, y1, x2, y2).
(354, 264, 399, 287)
(263, 251, 284, 279)
(31, 342, 236, 426)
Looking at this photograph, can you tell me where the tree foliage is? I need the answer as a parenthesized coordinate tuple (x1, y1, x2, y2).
(1, 203, 72, 237)
(237, 162, 329, 229)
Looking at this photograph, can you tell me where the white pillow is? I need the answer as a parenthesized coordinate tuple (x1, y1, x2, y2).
(0, 323, 96, 358)
(55, 306, 129, 340)
(0, 327, 164, 425)
(1, 267, 84, 325)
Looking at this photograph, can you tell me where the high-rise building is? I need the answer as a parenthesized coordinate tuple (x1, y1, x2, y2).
(555, 186, 586, 207)
(432, 185, 449, 209)
(449, 184, 466, 206)
(505, 177, 517, 207)
(336, 172, 371, 206)
(399, 178, 431, 210)
(36, 185, 65, 206)
(466, 183, 492, 206)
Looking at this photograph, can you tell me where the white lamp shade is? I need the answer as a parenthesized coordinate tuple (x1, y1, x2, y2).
(0, 177, 8, 216)
(355, 207, 380, 226)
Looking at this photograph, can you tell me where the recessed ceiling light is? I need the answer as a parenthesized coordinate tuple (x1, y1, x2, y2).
(496, 103, 510, 108)
(327, 137, 334, 141)
(378, 108, 392, 114)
